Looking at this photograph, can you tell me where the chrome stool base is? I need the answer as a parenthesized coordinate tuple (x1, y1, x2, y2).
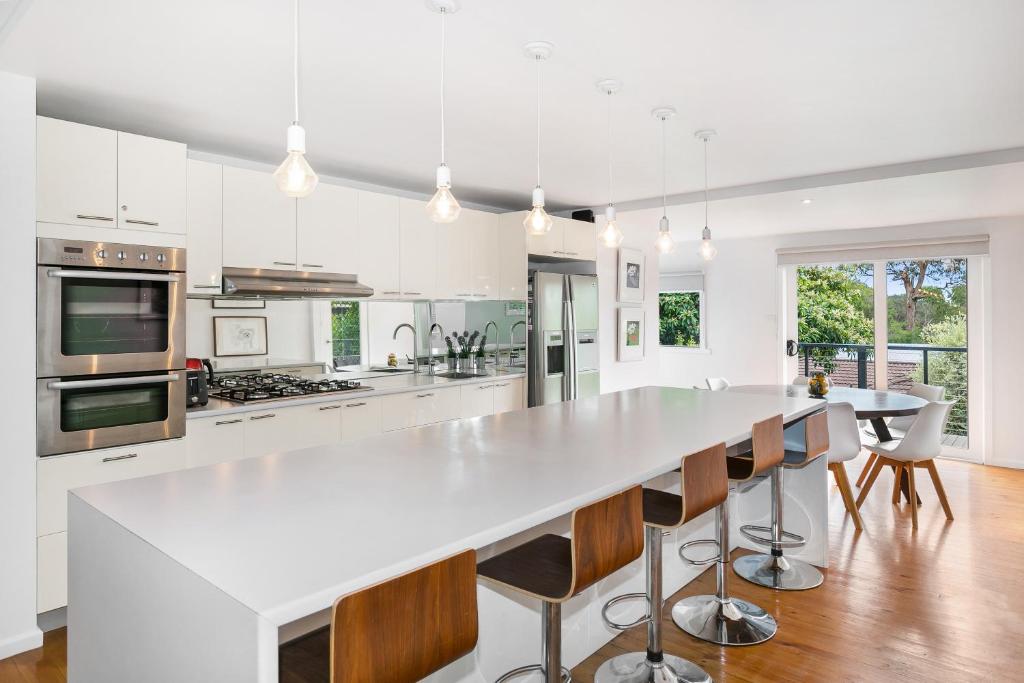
(733, 553, 823, 591)
(595, 652, 711, 683)
(495, 663, 571, 683)
(671, 594, 777, 646)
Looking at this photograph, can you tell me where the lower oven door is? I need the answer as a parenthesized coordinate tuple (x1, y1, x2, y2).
(37, 371, 186, 456)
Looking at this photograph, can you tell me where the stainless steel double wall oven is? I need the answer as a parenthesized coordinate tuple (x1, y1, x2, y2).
(36, 238, 186, 456)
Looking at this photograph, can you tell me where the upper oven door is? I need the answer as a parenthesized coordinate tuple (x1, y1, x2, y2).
(37, 266, 185, 376)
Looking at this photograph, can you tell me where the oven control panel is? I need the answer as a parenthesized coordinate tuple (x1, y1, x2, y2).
(37, 238, 186, 272)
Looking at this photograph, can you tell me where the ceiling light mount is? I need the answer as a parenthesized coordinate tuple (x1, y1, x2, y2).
(425, 0, 461, 13)
(694, 128, 717, 142)
(596, 78, 623, 95)
(523, 41, 554, 61)
(651, 106, 677, 121)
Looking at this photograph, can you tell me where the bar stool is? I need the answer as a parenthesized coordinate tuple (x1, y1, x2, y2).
(596, 444, 727, 683)
(329, 549, 478, 683)
(671, 414, 785, 646)
(477, 486, 645, 683)
(733, 410, 829, 590)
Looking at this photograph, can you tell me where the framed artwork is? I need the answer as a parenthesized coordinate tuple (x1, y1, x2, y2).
(617, 248, 645, 304)
(617, 307, 645, 362)
(213, 298, 266, 309)
(213, 316, 268, 357)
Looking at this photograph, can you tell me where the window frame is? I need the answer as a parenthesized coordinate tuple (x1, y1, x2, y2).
(657, 288, 709, 354)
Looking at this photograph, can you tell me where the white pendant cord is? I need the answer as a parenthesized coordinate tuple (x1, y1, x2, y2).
(292, 0, 300, 124)
(703, 137, 710, 229)
(661, 116, 667, 219)
(606, 91, 613, 206)
(535, 56, 542, 187)
(439, 7, 447, 165)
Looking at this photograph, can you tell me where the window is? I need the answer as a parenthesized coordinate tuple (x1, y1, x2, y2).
(659, 291, 704, 348)
(330, 301, 361, 368)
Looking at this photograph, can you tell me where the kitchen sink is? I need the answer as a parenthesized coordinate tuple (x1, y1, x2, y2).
(435, 371, 487, 380)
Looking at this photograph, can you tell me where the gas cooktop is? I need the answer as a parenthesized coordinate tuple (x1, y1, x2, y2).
(209, 373, 370, 404)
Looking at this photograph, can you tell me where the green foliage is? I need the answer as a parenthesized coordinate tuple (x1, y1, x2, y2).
(911, 314, 968, 436)
(797, 266, 874, 370)
(659, 292, 700, 347)
(887, 284, 966, 343)
(330, 302, 361, 363)
(886, 259, 966, 333)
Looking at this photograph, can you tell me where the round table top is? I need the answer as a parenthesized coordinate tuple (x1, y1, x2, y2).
(730, 384, 927, 419)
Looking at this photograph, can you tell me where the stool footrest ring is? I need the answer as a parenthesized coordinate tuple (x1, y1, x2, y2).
(600, 592, 651, 630)
(496, 663, 572, 683)
(739, 524, 805, 549)
(679, 539, 720, 566)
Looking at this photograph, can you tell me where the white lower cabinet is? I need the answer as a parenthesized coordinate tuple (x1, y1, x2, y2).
(340, 397, 382, 443)
(493, 378, 525, 414)
(243, 403, 341, 460)
(381, 386, 461, 432)
(37, 532, 68, 613)
(185, 415, 246, 468)
(461, 377, 524, 418)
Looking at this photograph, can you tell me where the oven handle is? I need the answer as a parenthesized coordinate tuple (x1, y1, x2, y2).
(46, 373, 180, 390)
(46, 269, 181, 283)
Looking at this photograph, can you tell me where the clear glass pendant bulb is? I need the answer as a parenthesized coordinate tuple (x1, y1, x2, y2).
(274, 150, 318, 198)
(599, 220, 624, 248)
(427, 186, 461, 223)
(655, 229, 675, 254)
(699, 236, 718, 261)
(523, 205, 553, 235)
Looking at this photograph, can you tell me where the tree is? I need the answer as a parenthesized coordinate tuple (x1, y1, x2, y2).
(887, 260, 966, 332)
(911, 314, 968, 436)
(797, 266, 874, 371)
(659, 292, 700, 347)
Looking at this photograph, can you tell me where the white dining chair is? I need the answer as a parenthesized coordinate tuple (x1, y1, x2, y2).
(855, 400, 955, 529)
(825, 402, 864, 530)
(857, 382, 947, 486)
(706, 377, 731, 391)
(792, 375, 811, 385)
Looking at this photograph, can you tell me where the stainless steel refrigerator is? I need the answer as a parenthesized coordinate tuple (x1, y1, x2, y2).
(528, 271, 600, 406)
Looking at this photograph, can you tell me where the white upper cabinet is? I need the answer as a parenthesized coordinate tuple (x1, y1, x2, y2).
(297, 183, 358, 274)
(185, 160, 223, 293)
(37, 117, 118, 228)
(398, 198, 436, 299)
(469, 210, 499, 299)
(357, 190, 401, 297)
(436, 216, 472, 299)
(561, 218, 597, 261)
(499, 213, 528, 301)
(222, 166, 297, 270)
(116, 131, 186, 234)
(524, 214, 564, 258)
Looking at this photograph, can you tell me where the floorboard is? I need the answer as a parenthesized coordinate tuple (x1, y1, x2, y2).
(4, 453, 1022, 682)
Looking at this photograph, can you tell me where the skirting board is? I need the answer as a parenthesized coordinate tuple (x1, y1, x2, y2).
(0, 627, 44, 661)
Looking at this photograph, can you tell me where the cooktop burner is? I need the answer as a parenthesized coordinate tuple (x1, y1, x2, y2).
(209, 373, 370, 404)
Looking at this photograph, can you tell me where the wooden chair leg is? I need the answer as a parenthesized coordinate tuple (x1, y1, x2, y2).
(831, 462, 864, 531)
(856, 456, 885, 509)
(925, 460, 954, 521)
(856, 452, 878, 487)
(907, 463, 918, 529)
(890, 464, 904, 505)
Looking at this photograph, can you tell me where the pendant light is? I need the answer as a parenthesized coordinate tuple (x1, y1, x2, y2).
(597, 79, 624, 248)
(696, 129, 718, 261)
(652, 107, 677, 254)
(425, 0, 462, 223)
(274, 0, 318, 198)
(523, 41, 554, 235)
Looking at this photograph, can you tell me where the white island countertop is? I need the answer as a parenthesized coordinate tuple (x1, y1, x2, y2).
(73, 386, 822, 627)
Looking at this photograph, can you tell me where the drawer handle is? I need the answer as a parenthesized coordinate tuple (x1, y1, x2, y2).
(566, 251, 579, 256)
(249, 413, 276, 420)
(273, 261, 296, 267)
(416, 393, 434, 398)
(478, 384, 494, 389)
(403, 291, 423, 296)
(495, 383, 510, 387)
(192, 284, 222, 289)
(318, 405, 342, 411)
(76, 214, 114, 222)
(381, 290, 401, 295)
(345, 402, 367, 408)
(215, 418, 243, 426)
(125, 219, 159, 227)
(102, 453, 138, 463)
(302, 263, 324, 268)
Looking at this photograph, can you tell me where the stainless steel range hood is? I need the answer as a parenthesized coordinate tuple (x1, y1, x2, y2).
(219, 267, 374, 299)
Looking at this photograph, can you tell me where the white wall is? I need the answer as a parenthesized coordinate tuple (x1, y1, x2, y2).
(629, 213, 1024, 469)
(0, 71, 44, 658)
(185, 299, 316, 363)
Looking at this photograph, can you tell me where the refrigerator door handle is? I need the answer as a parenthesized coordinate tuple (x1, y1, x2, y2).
(566, 275, 579, 400)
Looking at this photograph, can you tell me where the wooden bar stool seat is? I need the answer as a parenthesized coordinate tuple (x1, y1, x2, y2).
(477, 486, 645, 683)
(596, 445, 727, 683)
(671, 415, 786, 646)
(733, 410, 829, 591)
(328, 549, 478, 683)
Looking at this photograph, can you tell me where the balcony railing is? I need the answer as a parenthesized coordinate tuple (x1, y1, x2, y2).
(796, 342, 968, 443)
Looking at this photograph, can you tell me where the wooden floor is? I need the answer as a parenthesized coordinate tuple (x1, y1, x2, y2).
(4, 453, 1023, 682)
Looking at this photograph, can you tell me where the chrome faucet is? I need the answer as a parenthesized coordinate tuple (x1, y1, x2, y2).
(484, 320, 498, 365)
(393, 323, 418, 374)
(508, 320, 527, 369)
(428, 323, 444, 375)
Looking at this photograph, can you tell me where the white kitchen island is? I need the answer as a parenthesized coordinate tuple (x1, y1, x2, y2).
(67, 386, 824, 682)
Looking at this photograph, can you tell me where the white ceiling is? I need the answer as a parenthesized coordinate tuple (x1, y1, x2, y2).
(2, 0, 1023, 211)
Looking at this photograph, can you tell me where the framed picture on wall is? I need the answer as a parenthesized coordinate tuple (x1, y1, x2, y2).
(213, 316, 268, 357)
(617, 307, 645, 362)
(617, 247, 645, 304)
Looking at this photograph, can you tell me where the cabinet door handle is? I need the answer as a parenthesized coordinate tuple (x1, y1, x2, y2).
(381, 290, 401, 295)
(455, 292, 472, 297)
(552, 250, 566, 254)
(215, 418, 243, 426)
(495, 383, 510, 387)
(345, 402, 367, 408)
(102, 453, 138, 463)
(416, 393, 434, 398)
(125, 219, 159, 227)
(566, 251, 579, 256)
(249, 413, 276, 420)
(478, 384, 494, 389)
(273, 261, 296, 267)
(302, 263, 324, 268)
(403, 291, 423, 296)
(76, 214, 114, 222)
(318, 405, 342, 411)
(193, 284, 222, 289)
